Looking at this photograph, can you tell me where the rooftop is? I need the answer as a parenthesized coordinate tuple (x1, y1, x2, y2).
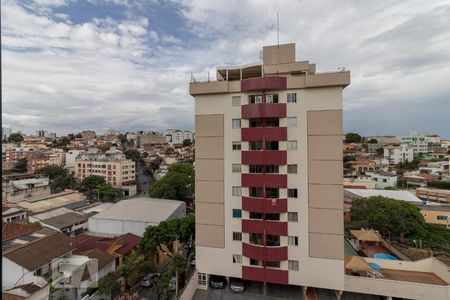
(345, 189, 422, 204)
(2, 222, 41, 241)
(17, 190, 87, 213)
(90, 197, 185, 223)
(39, 212, 89, 229)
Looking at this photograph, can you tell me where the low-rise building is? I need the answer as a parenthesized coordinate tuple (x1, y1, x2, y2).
(164, 129, 194, 144)
(2, 174, 51, 204)
(403, 172, 437, 188)
(136, 132, 167, 147)
(88, 197, 186, 236)
(416, 187, 450, 204)
(419, 205, 450, 228)
(2, 207, 27, 222)
(347, 159, 378, 174)
(81, 130, 96, 140)
(366, 171, 398, 189)
(16, 190, 88, 214)
(384, 144, 415, 164)
(30, 208, 90, 236)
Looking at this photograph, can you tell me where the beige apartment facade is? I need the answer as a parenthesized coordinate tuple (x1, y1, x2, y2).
(74, 158, 136, 196)
(191, 44, 450, 299)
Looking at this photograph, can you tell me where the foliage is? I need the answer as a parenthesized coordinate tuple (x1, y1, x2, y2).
(168, 163, 194, 179)
(397, 178, 407, 189)
(368, 138, 378, 144)
(350, 196, 426, 238)
(97, 183, 123, 201)
(396, 158, 420, 171)
(149, 172, 192, 200)
(383, 186, 397, 190)
(39, 165, 76, 191)
(171, 253, 187, 296)
(118, 134, 127, 145)
(182, 139, 192, 147)
(78, 175, 106, 192)
(124, 149, 141, 162)
(151, 274, 172, 300)
(427, 180, 450, 190)
(343, 155, 356, 163)
(140, 215, 195, 255)
(345, 132, 362, 143)
(96, 273, 121, 297)
(13, 158, 28, 173)
(98, 142, 112, 153)
(39, 165, 67, 179)
(50, 137, 70, 150)
(117, 253, 155, 287)
(376, 147, 384, 156)
(8, 132, 24, 142)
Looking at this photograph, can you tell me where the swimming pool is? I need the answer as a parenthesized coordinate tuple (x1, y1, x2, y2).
(373, 253, 399, 260)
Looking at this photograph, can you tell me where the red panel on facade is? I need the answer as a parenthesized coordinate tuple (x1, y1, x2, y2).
(242, 243, 288, 261)
(241, 127, 287, 141)
(242, 197, 287, 214)
(242, 219, 288, 236)
(242, 266, 289, 285)
(241, 174, 287, 188)
(241, 77, 287, 92)
(241, 151, 287, 165)
(241, 103, 287, 119)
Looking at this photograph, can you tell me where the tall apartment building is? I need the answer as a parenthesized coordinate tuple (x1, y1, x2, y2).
(136, 132, 167, 147)
(191, 43, 348, 290)
(384, 144, 415, 164)
(399, 132, 428, 154)
(164, 129, 194, 144)
(74, 153, 136, 196)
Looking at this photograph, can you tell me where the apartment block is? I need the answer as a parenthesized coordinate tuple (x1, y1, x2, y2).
(399, 132, 428, 154)
(191, 43, 348, 290)
(74, 153, 136, 196)
(384, 144, 415, 164)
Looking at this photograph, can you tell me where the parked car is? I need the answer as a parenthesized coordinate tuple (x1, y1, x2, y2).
(209, 275, 226, 289)
(141, 273, 161, 287)
(230, 277, 244, 293)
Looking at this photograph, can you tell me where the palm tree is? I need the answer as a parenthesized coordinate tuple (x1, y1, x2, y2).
(170, 253, 187, 296)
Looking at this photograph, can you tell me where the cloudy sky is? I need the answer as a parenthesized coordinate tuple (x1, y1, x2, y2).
(2, 0, 450, 138)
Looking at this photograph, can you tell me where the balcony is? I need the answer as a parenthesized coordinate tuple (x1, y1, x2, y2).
(242, 266, 289, 285)
(242, 243, 288, 261)
(242, 219, 288, 236)
(242, 150, 287, 165)
(242, 103, 286, 119)
(242, 197, 287, 214)
(241, 127, 287, 141)
(241, 173, 287, 188)
(241, 76, 287, 92)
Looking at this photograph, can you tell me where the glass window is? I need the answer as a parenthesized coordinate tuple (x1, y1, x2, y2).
(288, 260, 299, 271)
(249, 95, 263, 104)
(232, 96, 241, 106)
(288, 212, 298, 222)
(287, 164, 297, 174)
(287, 140, 297, 151)
(265, 118, 279, 127)
(265, 94, 279, 103)
(232, 186, 242, 196)
(233, 254, 242, 264)
(437, 215, 448, 221)
(249, 212, 263, 219)
(232, 119, 241, 129)
(265, 213, 280, 221)
(266, 235, 280, 246)
(232, 209, 242, 218)
(266, 261, 280, 268)
(249, 141, 263, 150)
(249, 233, 263, 245)
(249, 187, 264, 197)
(198, 273, 207, 285)
(233, 232, 242, 241)
(232, 142, 241, 150)
(232, 164, 241, 173)
(265, 165, 279, 173)
(266, 141, 279, 150)
(266, 188, 279, 198)
(287, 93, 297, 103)
(287, 117, 297, 128)
(288, 189, 298, 198)
(250, 259, 262, 266)
(249, 165, 263, 173)
(288, 236, 299, 246)
(249, 118, 263, 128)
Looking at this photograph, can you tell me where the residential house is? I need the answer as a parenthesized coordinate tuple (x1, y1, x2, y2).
(366, 171, 398, 189)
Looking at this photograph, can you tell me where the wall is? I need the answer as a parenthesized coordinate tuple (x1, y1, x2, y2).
(179, 270, 199, 300)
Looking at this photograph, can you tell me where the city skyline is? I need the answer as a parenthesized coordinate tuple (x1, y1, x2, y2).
(2, 0, 450, 138)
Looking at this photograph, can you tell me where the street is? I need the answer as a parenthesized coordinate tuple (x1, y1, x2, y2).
(136, 160, 150, 196)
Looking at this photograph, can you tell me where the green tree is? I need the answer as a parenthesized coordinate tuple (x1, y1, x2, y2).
(396, 158, 420, 172)
(343, 155, 356, 163)
(368, 138, 378, 144)
(171, 253, 187, 296)
(376, 147, 384, 156)
(97, 182, 122, 201)
(124, 149, 141, 162)
(98, 142, 112, 153)
(118, 134, 127, 145)
(14, 158, 28, 173)
(151, 274, 172, 300)
(167, 163, 194, 179)
(96, 273, 121, 298)
(427, 180, 450, 190)
(39, 165, 75, 191)
(39, 165, 67, 179)
(351, 196, 426, 239)
(78, 175, 106, 192)
(345, 132, 362, 143)
(149, 172, 192, 200)
(182, 139, 192, 147)
(8, 133, 24, 142)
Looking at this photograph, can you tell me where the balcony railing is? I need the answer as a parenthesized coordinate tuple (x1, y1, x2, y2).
(242, 266, 289, 285)
(241, 103, 286, 119)
(242, 243, 288, 261)
(242, 219, 288, 236)
(241, 127, 287, 141)
(241, 173, 287, 188)
(242, 196, 287, 213)
(241, 150, 287, 165)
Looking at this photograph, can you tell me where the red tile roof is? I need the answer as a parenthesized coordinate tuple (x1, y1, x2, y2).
(2, 222, 41, 241)
(73, 233, 141, 256)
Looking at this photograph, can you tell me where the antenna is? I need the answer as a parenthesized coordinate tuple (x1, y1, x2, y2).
(277, 11, 279, 48)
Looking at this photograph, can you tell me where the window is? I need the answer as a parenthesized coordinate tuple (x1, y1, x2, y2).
(232, 142, 241, 150)
(232, 119, 241, 129)
(266, 261, 280, 268)
(437, 215, 448, 221)
(233, 254, 242, 264)
(249, 165, 263, 173)
(250, 212, 263, 219)
(265, 118, 279, 127)
(265, 94, 279, 103)
(249, 95, 263, 104)
(287, 117, 297, 128)
(266, 141, 279, 150)
(266, 188, 279, 198)
(288, 260, 299, 271)
(288, 212, 298, 222)
(265, 165, 279, 173)
(249, 141, 263, 150)
(34, 268, 42, 276)
(288, 189, 298, 198)
(288, 236, 299, 246)
(232, 164, 241, 173)
(250, 187, 264, 197)
(233, 232, 242, 241)
(232, 209, 242, 218)
(287, 140, 297, 151)
(249, 233, 263, 245)
(287, 93, 297, 103)
(198, 273, 207, 285)
(250, 259, 262, 266)
(232, 96, 241, 106)
(266, 235, 280, 246)
(265, 213, 280, 221)
(287, 164, 297, 174)
(232, 186, 242, 196)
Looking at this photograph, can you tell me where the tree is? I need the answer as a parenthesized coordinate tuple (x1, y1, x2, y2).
(343, 155, 356, 163)
(182, 139, 192, 147)
(396, 158, 420, 172)
(167, 163, 194, 179)
(140, 215, 195, 255)
(149, 172, 192, 200)
(345, 132, 362, 143)
(351, 196, 426, 239)
(124, 149, 141, 162)
(39, 165, 67, 179)
(8, 133, 24, 142)
(427, 180, 450, 190)
(151, 274, 172, 300)
(171, 253, 187, 296)
(96, 273, 121, 298)
(118, 134, 127, 145)
(13, 158, 28, 173)
(39, 165, 75, 191)
(98, 142, 112, 153)
(97, 182, 123, 202)
(376, 147, 384, 156)
(78, 175, 106, 193)
(368, 138, 378, 144)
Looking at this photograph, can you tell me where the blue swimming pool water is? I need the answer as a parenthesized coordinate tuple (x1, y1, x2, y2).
(373, 253, 399, 260)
